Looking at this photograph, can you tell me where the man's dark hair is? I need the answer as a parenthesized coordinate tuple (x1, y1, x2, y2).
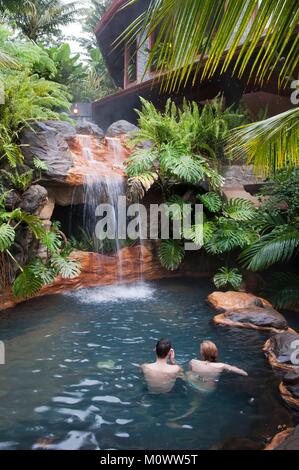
(156, 338, 172, 358)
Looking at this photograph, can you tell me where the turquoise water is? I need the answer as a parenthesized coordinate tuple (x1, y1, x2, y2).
(0, 279, 295, 450)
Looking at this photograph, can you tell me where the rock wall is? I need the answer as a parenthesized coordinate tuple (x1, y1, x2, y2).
(0, 244, 213, 311)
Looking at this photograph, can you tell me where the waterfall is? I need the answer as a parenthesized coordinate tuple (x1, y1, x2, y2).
(76, 134, 126, 280)
(68, 133, 146, 284)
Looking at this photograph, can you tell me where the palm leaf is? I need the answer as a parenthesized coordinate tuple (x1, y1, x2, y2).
(119, 0, 299, 91)
(240, 226, 299, 271)
(265, 272, 299, 309)
(227, 108, 299, 176)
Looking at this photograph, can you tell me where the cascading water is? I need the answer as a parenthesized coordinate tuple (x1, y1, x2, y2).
(77, 134, 126, 280)
(68, 132, 146, 283)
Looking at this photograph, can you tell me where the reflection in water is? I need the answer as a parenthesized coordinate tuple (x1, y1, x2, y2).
(0, 279, 296, 450)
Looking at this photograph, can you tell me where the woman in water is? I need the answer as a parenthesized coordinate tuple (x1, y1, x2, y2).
(189, 340, 248, 381)
(168, 340, 248, 426)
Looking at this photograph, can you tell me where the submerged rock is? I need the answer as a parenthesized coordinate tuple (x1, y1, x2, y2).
(105, 120, 139, 137)
(208, 291, 271, 312)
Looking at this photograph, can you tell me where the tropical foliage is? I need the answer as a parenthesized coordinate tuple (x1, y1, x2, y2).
(213, 267, 243, 291)
(126, 96, 246, 199)
(3, 0, 81, 42)
(121, 0, 299, 92)
(227, 108, 299, 176)
(121, 0, 299, 178)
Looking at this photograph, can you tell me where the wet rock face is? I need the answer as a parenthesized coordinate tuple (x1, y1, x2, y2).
(76, 121, 104, 138)
(223, 307, 288, 330)
(21, 121, 75, 182)
(208, 291, 271, 312)
(106, 120, 139, 137)
(268, 332, 299, 364)
(19, 185, 48, 214)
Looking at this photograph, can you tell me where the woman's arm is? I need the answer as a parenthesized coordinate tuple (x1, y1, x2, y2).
(223, 364, 248, 376)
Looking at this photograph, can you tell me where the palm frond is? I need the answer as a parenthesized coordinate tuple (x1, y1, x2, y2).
(119, 0, 299, 91)
(240, 226, 299, 271)
(265, 272, 299, 309)
(227, 108, 299, 176)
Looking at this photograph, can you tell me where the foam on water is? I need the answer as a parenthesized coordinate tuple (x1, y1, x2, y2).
(65, 283, 155, 304)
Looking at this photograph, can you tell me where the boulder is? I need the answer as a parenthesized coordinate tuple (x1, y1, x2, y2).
(208, 291, 272, 312)
(282, 370, 299, 400)
(19, 185, 48, 214)
(5, 190, 21, 210)
(214, 306, 288, 332)
(21, 121, 74, 181)
(76, 121, 104, 138)
(265, 428, 295, 450)
(44, 120, 77, 140)
(279, 382, 299, 412)
(274, 426, 299, 450)
(263, 332, 299, 373)
(105, 120, 139, 137)
(267, 332, 299, 365)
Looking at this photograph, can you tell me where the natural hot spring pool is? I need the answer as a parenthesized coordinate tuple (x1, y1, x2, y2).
(0, 279, 296, 450)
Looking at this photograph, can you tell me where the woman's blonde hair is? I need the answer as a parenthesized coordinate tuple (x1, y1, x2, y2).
(200, 340, 218, 362)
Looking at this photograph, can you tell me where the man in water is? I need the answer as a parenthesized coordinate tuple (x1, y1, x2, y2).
(189, 340, 248, 381)
(141, 338, 183, 393)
